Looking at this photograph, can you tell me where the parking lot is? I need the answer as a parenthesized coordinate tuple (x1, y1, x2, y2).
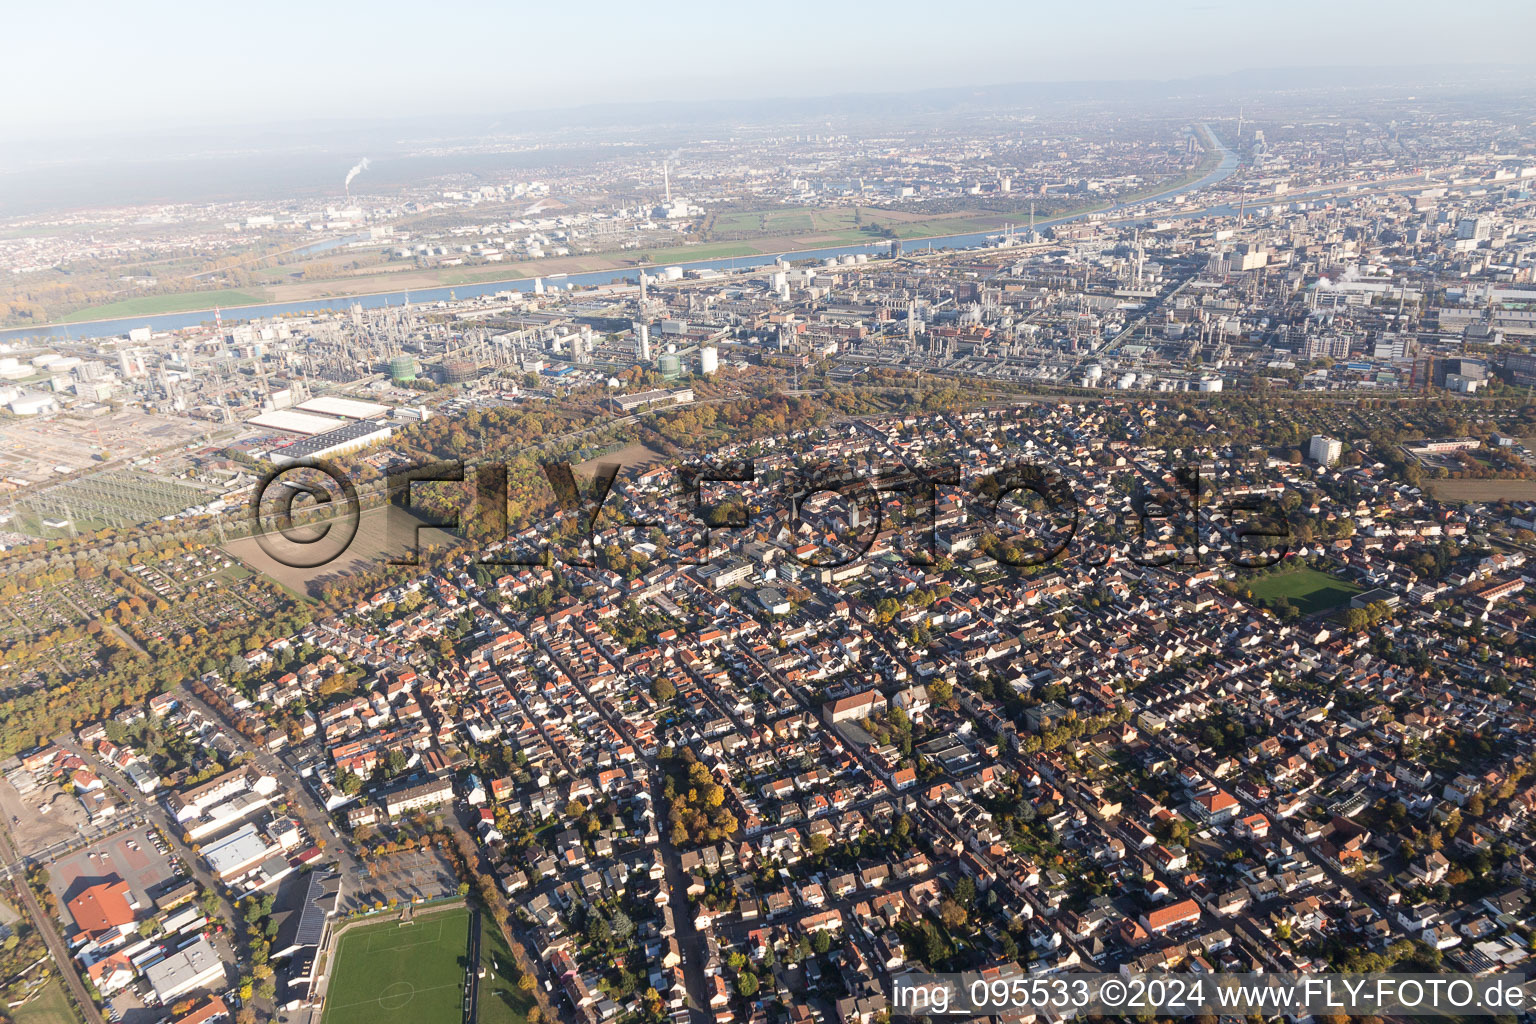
(355, 846, 459, 909)
(109, 980, 156, 1024)
(46, 826, 185, 921)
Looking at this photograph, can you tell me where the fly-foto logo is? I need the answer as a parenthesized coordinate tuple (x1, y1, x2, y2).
(249, 456, 1291, 572)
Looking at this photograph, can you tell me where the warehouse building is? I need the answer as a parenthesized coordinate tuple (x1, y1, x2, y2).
(201, 823, 277, 881)
(247, 410, 348, 435)
(294, 396, 389, 419)
(144, 936, 226, 1004)
(608, 387, 694, 413)
(267, 420, 394, 467)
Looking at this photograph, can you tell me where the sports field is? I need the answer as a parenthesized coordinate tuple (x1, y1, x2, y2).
(1247, 566, 1364, 615)
(321, 905, 471, 1024)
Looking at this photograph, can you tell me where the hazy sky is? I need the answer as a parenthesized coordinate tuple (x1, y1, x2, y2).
(8, 0, 1535, 136)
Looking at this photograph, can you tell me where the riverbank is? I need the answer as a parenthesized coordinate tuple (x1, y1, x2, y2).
(4, 200, 1112, 333)
(3, 129, 1237, 340)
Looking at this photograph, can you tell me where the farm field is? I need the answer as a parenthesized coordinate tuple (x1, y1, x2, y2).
(225, 502, 459, 599)
(574, 440, 670, 475)
(321, 905, 471, 1024)
(1428, 478, 1536, 503)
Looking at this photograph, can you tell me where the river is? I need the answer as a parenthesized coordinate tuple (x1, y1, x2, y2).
(2, 128, 1236, 344)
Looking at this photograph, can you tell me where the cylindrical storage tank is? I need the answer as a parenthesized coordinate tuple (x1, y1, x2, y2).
(389, 355, 418, 382)
(700, 346, 719, 375)
(663, 266, 684, 281)
(442, 358, 478, 384)
(658, 353, 682, 379)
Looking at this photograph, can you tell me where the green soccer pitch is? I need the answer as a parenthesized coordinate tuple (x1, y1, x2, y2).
(321, 905, 472, 1024)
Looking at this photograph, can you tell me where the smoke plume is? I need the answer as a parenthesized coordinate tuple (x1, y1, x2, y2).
(344, 157, 371, 192)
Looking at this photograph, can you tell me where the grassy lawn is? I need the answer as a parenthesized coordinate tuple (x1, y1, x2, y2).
(762, 210, 814, 232)
(647, 241, 761, 262)
(810, 208, 859, 231)
(712, 211, 764, 233)
(478, 916, 537, 1024)
(1246, 567, 1364, 615)
(321, 905, 471, 1024)
(892, 216, 1006, 238)
(58, 288, 270, 323)
(13, 510, 117, 539)
(10, 977, 81, 1024)
(438, 264, 537, 285)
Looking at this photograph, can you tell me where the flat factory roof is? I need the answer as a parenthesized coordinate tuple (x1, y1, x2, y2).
(295, 396, 389, 419)
(247, 410, 349, 435)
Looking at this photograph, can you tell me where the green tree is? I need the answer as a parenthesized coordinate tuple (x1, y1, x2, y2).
(588, 916, 611, 947)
